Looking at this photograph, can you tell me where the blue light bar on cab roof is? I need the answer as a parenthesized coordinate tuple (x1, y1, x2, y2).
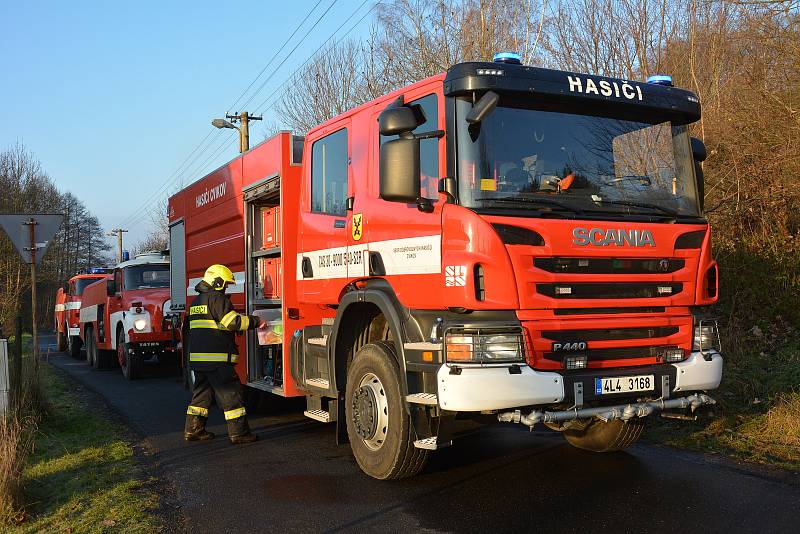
(493, 52, 522, 65)
(647, 74, 673, 86)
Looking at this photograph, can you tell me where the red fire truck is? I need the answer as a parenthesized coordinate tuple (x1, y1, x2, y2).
(78, 251, 180, 379)
(168, 54, 723, 479)
(54, 268, 112, 357)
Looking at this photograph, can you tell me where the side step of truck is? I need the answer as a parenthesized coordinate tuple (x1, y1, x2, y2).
(413, 436, 452, 450)
(406, 393, 438, 405)
(304, 409, 332, 423)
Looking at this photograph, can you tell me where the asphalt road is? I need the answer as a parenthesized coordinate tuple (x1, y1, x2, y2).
(39, 334, 800, 533)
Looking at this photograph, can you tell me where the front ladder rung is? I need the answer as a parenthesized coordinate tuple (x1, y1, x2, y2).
(304, 409, 331, 423)
(406, 393, 438, 405)
(413, 436, 452, 450)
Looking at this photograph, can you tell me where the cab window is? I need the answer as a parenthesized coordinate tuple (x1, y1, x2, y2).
(311, 128, 348, 216)
(380, 94, 440, 198)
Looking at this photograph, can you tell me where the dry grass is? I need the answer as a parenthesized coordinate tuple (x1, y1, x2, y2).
(0, 345, 44, 526)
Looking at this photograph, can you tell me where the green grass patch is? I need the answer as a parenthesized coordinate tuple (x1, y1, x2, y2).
(646, 323, 800, 471)
(9, 366, 163, 533)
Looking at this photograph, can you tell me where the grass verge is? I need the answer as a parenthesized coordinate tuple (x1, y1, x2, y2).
(7, 364, 164, 533)
(646, 320, 800, 471)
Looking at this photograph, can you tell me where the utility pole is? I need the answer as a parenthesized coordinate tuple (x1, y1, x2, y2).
(107, 228, 128, 263)
(213, 112, 262, 153)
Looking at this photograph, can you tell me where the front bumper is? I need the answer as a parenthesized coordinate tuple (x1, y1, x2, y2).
(436, 350, 722, 412)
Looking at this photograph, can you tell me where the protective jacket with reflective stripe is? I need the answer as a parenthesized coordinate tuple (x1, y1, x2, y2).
(187, 280, 258, 368)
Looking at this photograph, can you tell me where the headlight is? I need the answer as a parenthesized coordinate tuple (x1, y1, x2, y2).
(693, 321, 720, 352)
(445, 329, 525, 363)
(134, 319, 147, 331)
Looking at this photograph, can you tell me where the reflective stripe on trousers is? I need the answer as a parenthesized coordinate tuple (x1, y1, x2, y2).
(187, 405, 209, 417)
(224, 407, 246, 420)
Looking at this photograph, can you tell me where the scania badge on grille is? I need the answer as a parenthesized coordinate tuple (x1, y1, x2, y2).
(572, 227, 656, 247)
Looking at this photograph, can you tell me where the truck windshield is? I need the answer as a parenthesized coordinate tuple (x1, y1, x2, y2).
(124, 264, 170, 290)
(455, 97, 701, 219)
(74, 278, 99, 296)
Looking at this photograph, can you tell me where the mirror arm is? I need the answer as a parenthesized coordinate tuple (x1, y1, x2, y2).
(416, 197, 434, 213)
(412, 129, 445, 140)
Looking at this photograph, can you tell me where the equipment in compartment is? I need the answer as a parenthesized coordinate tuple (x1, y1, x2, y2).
(261, 206, 281, 250)
(258, 257, 282, 299)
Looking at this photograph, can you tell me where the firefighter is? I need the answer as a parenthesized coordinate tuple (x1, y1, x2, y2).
(184, 264, 262, 444)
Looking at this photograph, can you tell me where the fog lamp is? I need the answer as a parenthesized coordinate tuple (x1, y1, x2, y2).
(134, 319, 147, 331)
(564, 355, 588, 370)
(662, 347, 685, 363)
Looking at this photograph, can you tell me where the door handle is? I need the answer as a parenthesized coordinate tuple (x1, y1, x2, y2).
(301, 256, 314, 279)
(334, 219, 346, 229)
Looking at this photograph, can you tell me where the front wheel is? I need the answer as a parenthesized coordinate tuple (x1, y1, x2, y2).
(562, 417, 645, 452)
(345, 341, 428, 480)
(56, 329, 67, 352)
(119, 330, 140, 380)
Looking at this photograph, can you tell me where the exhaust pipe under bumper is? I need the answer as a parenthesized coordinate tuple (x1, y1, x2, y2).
(497, 393, 715, 427)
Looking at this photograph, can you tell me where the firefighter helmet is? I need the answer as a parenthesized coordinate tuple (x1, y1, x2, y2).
(203, 264, 236, 290)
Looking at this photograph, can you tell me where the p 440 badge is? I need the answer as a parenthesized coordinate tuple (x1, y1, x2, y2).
(551, 341, 587, 352)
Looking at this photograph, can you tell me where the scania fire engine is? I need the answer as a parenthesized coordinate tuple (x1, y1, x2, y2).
(168, 53, 723, 479)
(54, 268, 111, 358)
(78, 251, 179, 379)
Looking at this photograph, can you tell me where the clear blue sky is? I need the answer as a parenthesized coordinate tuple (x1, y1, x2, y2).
(0, 0, 374, 249)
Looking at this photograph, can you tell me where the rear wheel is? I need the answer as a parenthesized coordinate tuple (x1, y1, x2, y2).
(119, 330, 140, 380)
(56, 329, 67, 352)
(345, 341, 428, 480)
(86, 327, 96, 367)
(562, 417, 646, 452)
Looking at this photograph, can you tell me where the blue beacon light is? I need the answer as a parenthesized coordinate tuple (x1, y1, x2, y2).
(647, 74, 673, 86)
(493, 52, 522, 65)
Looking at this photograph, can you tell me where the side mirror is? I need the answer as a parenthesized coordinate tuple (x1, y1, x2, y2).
(106, 280, 117, 296)
(380, 137, 420, 202)
(691, 137, 707, 162)
(62, 282, 69, 292)
(690, 137, 706, 211)
(466, 91, 500, 124)
(378, 106, 420, 136)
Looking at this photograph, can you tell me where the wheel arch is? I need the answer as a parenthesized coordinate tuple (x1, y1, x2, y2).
(329, 279, 426, 402)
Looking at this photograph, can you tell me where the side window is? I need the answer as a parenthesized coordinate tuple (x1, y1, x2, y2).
(381, 94, 440, 198)
(311, 129, 348, 216)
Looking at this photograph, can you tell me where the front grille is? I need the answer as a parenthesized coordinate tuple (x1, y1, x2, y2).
(553, 307, 665, 316)
(537, 282, 683, 299)
(543, 345, 679, 362)
(542, 326, 679, 342)
(534, 257, 684, 274)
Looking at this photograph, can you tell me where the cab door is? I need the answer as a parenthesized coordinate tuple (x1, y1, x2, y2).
(297, 121, 352, 305)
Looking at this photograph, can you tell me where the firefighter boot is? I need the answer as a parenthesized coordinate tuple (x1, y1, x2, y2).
(184, 414, 215, 441)
(228, 417, 258, 444)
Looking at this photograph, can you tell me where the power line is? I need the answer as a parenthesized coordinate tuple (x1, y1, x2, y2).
(226, 0, 326, 112)
(254, 0, 377, 115)
(116, 1, 342, 231)
(236, 0, 343, 111)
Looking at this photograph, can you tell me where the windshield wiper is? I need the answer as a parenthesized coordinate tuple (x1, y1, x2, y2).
(590, 199, 679, 218)
(476, 196, 584, 215)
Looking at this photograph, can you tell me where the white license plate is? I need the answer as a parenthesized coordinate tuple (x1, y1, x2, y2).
(595, 375, 654, 395)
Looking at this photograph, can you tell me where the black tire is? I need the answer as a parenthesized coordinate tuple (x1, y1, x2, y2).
(68, 335, 82, 359)
(345, 341, 428, 480)
(86, 327, 96, 367)
(562, 417, 646, 452)
(56, 329, 67, 352)
(119, 330, 140, 380)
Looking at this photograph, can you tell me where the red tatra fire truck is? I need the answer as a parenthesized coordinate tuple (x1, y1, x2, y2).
(54, 268, 112, 358)
(168, 54, 723, 479)
(78, 251, 180, 379)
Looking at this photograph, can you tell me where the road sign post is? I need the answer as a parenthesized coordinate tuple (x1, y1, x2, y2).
(0, 339, 9, 416)
(0, 214, 64, 378)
